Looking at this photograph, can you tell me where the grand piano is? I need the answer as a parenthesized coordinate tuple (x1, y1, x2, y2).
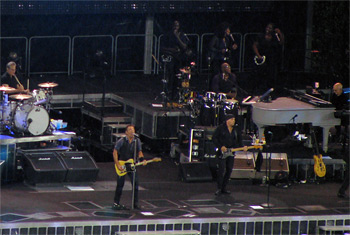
(252, 92, 340, 153)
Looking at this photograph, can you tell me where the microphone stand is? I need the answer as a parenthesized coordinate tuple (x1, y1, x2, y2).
(131, 135, 137, 210)
(261, 132, 274, 208)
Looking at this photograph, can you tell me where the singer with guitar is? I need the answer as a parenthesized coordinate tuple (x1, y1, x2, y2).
(1, 61, 29, 94)
(112, 125, 147, 210)
(252, 23, 284, 93)
(212, 112, 248, 196)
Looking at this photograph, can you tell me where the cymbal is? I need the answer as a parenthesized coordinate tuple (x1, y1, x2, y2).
(179, 68, 192, 74)
(0, 86, 15, 91)
(38, 82, 58, 88)
(9, 94, 32, 100)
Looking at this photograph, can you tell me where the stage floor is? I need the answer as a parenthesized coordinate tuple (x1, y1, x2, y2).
(0, 155, 349, 224)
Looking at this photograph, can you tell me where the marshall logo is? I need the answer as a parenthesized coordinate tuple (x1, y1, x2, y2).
(71, 156, 83, 160)
(38, 158, 51, 160)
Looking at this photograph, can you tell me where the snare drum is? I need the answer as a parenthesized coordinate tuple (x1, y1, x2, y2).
(13, 104, 49, 135)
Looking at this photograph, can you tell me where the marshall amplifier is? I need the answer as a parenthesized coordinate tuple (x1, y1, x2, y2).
(23, 152, 67, 185)
(58, 151, 99, 182)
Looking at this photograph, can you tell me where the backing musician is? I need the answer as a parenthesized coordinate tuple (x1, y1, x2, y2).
(161, 20, 192, 101)
(252, 23, 284, 92)
(208, 22, 238, 75)
(1, 61, 29, 95)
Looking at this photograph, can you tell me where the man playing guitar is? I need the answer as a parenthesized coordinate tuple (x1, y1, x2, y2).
(212, 112, 248, 196)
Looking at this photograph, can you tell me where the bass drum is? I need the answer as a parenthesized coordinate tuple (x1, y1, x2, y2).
(14, 104, 49, 135)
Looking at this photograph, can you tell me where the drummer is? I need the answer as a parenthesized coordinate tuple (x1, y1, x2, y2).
(1, 61, 29, 95)
(210, 62, 238, 99)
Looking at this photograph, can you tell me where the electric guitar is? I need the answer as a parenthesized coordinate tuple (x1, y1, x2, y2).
(311, 129, 326, 177)
(254, 55, 266, 65)
(219, 145, 263, 159)
(115, 157, 162, 176)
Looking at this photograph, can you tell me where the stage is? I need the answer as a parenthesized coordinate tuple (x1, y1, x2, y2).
(0, 73, 349, 234)
(0, 156, 349, 234)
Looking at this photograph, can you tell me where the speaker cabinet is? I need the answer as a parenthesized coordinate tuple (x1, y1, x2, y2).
(255, 153, 289, 179)
(59, 151, 99, 182)
(179, 162, 212, 182)
(23, 152, 67, 185)
(231, 152, 256, 179)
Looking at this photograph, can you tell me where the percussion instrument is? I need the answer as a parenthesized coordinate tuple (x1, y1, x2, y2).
(205, 92, 216, 103)
(0, 86, 16, 91)
(217, 93, 227, 102)
(9, 94, 32, 100)
(13, 104, 49, 136)
(38, 82, 58, 88)
(32, 89, 47, 105)
(1, 101, 17, 125)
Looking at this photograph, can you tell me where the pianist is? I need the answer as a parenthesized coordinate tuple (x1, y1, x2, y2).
(330, 82, 349, 142)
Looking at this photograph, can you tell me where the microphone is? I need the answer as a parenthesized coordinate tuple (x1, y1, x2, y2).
(258, 88, 274, 102)
(133, 133, 139, 138)
(229, 34, 235, 42)
(184, 33, 190, 42)
(290, 114, 298, 122)
(275, 33, 280, 42)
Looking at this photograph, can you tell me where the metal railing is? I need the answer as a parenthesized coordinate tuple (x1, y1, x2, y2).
(28, 36, 71, 76)
(2, 32, 318, 78)
(71, 35, 114, 75)
(0, 37, 28, 75)
(114, 34, 158, 74)
(0, 215, 348, 235)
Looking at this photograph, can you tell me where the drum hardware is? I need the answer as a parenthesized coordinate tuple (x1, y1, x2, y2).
(155, 55, 172, 105)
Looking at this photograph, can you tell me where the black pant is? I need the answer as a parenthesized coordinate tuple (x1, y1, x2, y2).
(114, 171, 139, 206)
(217, 156, 235, 190)
(339, 162, 349, 194)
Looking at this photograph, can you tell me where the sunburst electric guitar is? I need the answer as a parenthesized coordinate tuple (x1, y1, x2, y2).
(115, 157, 162, 176)
(311, 129, 326, 177)
(220, 145, 263, 159)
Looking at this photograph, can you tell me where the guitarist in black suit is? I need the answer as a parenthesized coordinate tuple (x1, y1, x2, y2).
(112, 125, 147, 210)
(212, 111, 248, 196)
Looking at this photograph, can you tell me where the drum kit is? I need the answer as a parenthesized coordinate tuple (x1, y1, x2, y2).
(200, 91, 239, 126)
(0, 82, 58, 136)
(177, 66, 193, 104)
